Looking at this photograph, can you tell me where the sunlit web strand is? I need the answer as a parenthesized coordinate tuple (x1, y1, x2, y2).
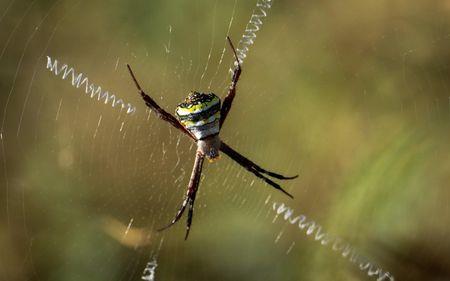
(1, 0, 61, 234)
(45, 56, 136, 114)
(208, 0, 237, 90)
(229, 0, 274, 74)
(223, 2, 395, 280)
(215, 0, 274, 92)
(16, 0, 63, 137)
(199, 0, 218, 86)
(272, 203, 395, 281)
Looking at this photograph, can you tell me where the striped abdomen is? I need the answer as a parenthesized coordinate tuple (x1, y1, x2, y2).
(175, 92, 221, 140)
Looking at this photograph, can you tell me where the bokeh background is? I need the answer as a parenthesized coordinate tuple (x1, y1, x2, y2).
(1, 0, 449, 280)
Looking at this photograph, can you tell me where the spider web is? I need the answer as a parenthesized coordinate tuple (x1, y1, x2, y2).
(1, 0, 449, 280)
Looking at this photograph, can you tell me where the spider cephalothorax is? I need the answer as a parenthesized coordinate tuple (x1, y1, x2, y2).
(127, 37, 297, 239)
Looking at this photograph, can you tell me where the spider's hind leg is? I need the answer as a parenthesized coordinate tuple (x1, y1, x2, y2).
(185, 196, 196, 240)
(157, 198, 189, 232)
(247, 167, 294, 199)
(254, 167, 298, 180)
(158, 152, 205, 239)
(220, 142, 298, 180)
(220, 141, 297, 198)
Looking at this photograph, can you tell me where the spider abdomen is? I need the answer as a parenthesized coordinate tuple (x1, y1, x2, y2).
(175, 92, 221, 140)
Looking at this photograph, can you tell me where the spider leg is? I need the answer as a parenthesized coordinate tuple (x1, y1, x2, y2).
(127, 64, 196, 140)
(220, 141, 296, 198)
(158, 152, 205, 239)
(220, 142, 298, 180)
(219, 36, 242, 129)
(157, 197, 189, 232)
(248, 166, 294, 199)
(185, 195, 196, 240)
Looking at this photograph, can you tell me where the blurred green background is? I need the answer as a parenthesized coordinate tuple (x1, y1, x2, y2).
(1, 0, 449, 280)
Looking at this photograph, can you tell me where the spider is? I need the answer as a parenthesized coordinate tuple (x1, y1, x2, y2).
(127, 36, 297, 239)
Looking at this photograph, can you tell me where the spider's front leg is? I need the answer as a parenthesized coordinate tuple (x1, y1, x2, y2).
(220, 36, 242, 128)
(127, 64, 196, 140)
(158, 151, 205, 240)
